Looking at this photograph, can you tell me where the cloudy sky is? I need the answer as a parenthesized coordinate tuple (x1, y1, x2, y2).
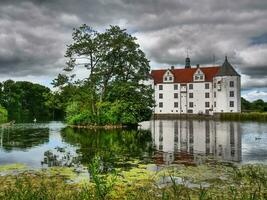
(0, 0, 267, 101)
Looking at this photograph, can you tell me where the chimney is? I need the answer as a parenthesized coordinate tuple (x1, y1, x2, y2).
(171, 66, 174, 70)
(196, 64, 200, 68)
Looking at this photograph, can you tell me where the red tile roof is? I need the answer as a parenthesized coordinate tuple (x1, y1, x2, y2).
(151, 66, 220, 84)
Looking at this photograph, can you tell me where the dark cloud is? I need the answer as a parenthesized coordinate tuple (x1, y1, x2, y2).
(0, 0, 267, 91)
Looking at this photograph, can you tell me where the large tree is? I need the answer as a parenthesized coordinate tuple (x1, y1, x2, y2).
(56, 25, 154, 125)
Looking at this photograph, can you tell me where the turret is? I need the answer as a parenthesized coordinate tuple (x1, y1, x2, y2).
(185, 57, 191, 68)
(213, 56, 241, 113)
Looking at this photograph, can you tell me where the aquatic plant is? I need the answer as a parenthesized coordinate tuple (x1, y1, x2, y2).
(0, 163, 266, 199)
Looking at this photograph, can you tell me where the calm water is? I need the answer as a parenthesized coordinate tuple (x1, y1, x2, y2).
(0, 120, 267, 169)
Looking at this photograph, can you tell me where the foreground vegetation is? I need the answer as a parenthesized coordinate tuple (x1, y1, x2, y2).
(0, 160, 266, 200)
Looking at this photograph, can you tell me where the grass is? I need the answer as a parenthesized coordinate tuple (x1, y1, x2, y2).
(219, 112, 267, 121)
(0, 161, 266, 199)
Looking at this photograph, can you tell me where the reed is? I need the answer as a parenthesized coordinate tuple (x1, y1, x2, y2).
(220, 112, 267, 121)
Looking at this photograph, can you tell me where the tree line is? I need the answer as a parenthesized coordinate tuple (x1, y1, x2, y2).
(241, 97, 267, 112)
(0, 80, 63, 123)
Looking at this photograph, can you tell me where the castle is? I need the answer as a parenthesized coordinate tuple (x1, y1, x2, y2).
(150, 56, 241, 115)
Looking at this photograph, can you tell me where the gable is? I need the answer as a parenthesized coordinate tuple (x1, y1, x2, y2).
(163, 70, 174, 82)
(193, 68, 205, 81)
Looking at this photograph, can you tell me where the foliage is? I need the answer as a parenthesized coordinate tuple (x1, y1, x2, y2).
(241, 97, 267, 112)
(0, 80, 54, 122)
(55, 24, 154, 126)
(88, 156, 117, 200)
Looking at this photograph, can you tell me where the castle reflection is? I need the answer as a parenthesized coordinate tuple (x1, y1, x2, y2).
(143, 120, 241, 165)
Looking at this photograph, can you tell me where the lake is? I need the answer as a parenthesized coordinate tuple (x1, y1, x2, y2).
(0, 120, 267, 169)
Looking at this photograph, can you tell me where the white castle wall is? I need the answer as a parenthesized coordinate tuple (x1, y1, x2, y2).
(213, 76, 241, 113)
(152, 75, 240, 115)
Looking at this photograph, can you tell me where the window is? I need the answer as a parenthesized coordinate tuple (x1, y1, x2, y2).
(230, 91, 234, 97)
(230, 81, 234, 87)
(205, 93, 210, 98)
(189, 102, 194, 108)
(230, 101, 234, 107)
(214, 101, 216, 107)
(164, 77, 168, 81)
(159, 93, 163, 99)
(174, 102, 178, 108)
(169, 77, 172, 81)
(174, 84, 178, 90)
(199, 75, 203, 80)
(205, 83, 209, 89)
(159, 85, 163, 90)
(188, 109, 193, 113)
(189, 93, 193, 98)
(214, 92, 216, 98)
(214, 83, 216, 88)
(174, 93, 178, 98)
(189, 84, 193, 89)
(205, 102, 210, 108)
(159, 102, 163, 108)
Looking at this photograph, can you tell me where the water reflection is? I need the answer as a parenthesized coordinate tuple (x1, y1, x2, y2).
(0, 120, 266, 168)
(143, 120, 242, 165)
(0, 125, 49, 151)
(0, 122, 70, 167)
(61, 127, 154, 170)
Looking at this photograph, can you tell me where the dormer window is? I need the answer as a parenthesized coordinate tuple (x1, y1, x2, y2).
(163, 69, 174, 83)
(193, 69, 205, 82)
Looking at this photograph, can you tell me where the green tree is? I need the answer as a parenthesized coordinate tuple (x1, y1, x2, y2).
(57, 24, 154, 125)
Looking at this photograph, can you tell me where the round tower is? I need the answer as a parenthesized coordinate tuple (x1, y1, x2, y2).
(213, 56, 241, 113)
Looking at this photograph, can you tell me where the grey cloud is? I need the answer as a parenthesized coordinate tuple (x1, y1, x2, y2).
(0, 0, 267, 90)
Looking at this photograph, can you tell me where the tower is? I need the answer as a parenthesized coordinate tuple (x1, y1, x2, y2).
(213, 56, 241, 113)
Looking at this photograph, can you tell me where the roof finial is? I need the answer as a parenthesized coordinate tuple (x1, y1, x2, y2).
(225, 55, 228, 62)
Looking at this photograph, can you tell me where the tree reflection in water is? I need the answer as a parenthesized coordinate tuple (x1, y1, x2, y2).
(61, 127, 154, 171)
(0, 126, 49, 151)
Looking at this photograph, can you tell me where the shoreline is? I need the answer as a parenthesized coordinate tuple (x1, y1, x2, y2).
(152, 112, 267, 122)
(68, 124, 127, 129)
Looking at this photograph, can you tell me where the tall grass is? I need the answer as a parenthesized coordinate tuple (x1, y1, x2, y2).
(220, 112, 267, 121)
